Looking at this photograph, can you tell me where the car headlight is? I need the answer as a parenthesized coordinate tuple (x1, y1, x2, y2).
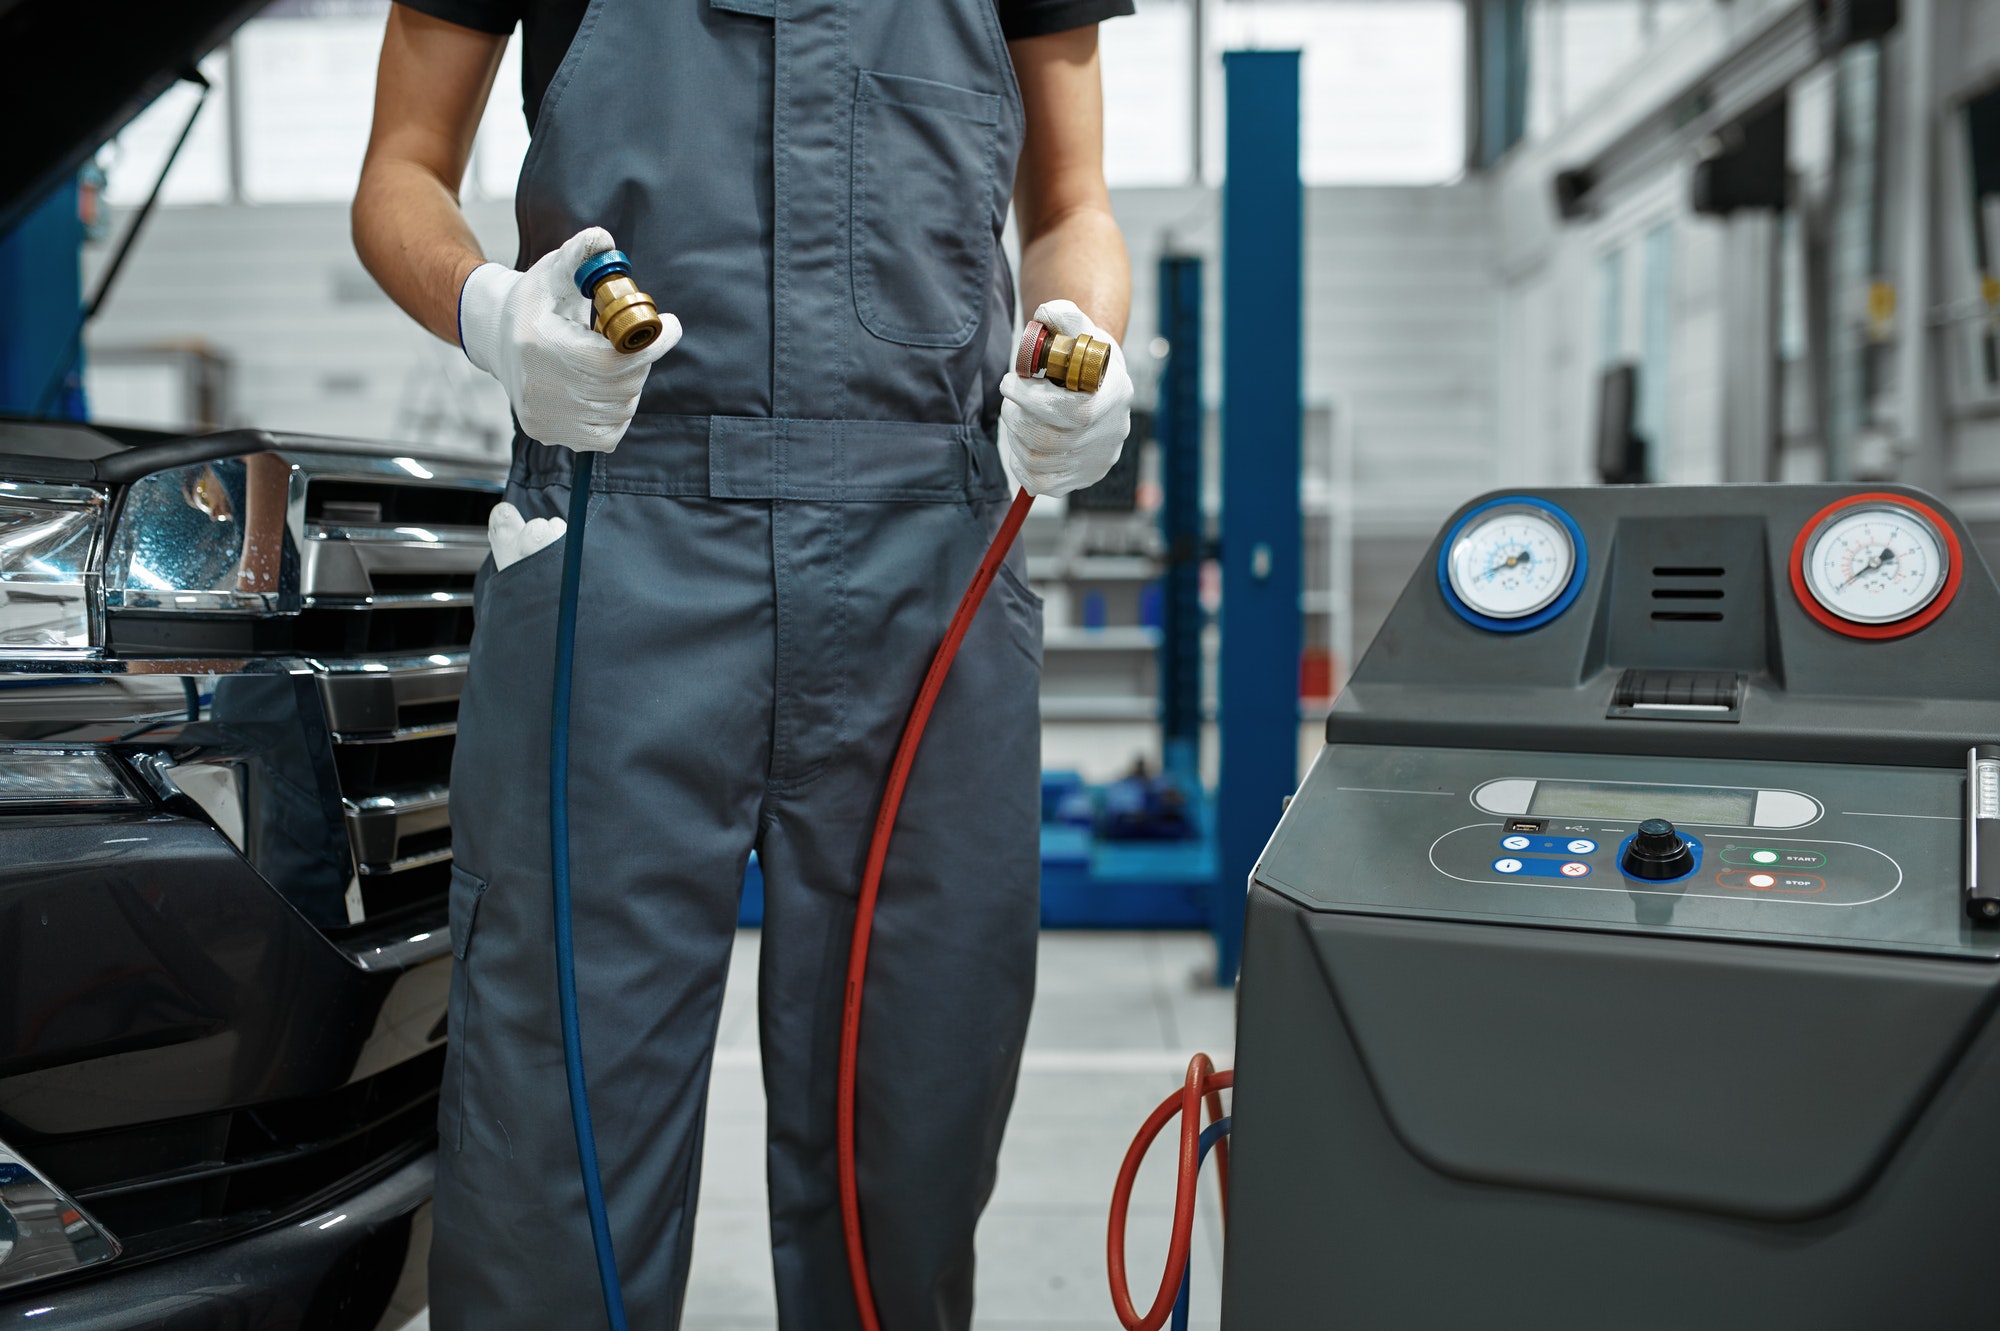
(0, 748, 140, 808)
(0, 1137, 120, 1290)
(0, 485, 104, 655)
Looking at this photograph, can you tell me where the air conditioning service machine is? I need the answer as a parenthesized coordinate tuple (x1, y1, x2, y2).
(1213, 482, 2000, 1327)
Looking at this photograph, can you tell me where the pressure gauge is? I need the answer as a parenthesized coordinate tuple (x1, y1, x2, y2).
(1438, 497, 1588, 632)
(1791, 494, 1963, 639)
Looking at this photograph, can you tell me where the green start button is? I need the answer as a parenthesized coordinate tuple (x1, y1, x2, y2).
(1721, 845, 1827, 869)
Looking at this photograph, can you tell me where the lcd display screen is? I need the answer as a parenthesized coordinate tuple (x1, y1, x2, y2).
(1527, 780, 1757, 825)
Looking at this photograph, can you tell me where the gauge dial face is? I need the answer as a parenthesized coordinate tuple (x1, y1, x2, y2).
(1446, 505, 1578, 620)
(1802, 503, 1950, 625)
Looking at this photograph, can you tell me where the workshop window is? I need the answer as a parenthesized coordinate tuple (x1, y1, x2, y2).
(236, 14, 388, 203)
(96, 9, 388, 206)
(1599, 248, 1625, 368)
(1525, 0, 1707, 139)
(97, 51, 231, 206)
(1960, 83, 2000, 391)
(95, 0, 1476, 201)
(1102, 0, 1198, 185)
(1215, 0, 1466, 185)
(1637, 221, 1673, 480)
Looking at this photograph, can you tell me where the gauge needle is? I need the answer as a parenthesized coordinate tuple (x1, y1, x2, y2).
(1839, 546, 1897, 588)
(1485, 549, 1527, 579)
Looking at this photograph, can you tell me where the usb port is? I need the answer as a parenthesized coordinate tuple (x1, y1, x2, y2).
(1505, 818, 1547, 833)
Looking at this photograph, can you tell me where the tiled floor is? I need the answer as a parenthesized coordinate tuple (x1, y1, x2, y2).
(410, 929, 1234, 1330)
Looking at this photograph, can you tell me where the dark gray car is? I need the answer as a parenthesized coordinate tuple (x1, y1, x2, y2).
(0, 420, 499, 1326)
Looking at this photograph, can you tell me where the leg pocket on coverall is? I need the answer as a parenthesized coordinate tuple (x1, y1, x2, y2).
(992, 559, 1044, 670)
(442, 864, 488, 1152)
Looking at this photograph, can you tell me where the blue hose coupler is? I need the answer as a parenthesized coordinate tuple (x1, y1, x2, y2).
(572, 249, 662, 353)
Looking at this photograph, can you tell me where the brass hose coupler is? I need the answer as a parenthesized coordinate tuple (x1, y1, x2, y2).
(1016, 319, 1111, 393)
(573, 250, 664, 354)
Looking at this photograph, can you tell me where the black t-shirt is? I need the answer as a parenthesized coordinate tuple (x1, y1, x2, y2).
(400, 0, 1134, 131)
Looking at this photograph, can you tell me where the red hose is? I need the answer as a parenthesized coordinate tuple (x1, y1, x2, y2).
(834, 486, 1233, 1331)
(1106, 1058, 1233, 1331)
(838, 487, 1036, 1331)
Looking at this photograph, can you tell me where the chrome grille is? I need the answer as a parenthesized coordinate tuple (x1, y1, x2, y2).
(302, 476, 492, 927)
(98, 445, 502, 929)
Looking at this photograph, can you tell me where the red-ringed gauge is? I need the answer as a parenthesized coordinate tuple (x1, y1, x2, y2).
(1790, 492, 1963, 639)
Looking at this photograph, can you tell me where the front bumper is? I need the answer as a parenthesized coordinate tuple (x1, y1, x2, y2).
(0, 808, 448, 1287)
(0, 1152, 433, 1331)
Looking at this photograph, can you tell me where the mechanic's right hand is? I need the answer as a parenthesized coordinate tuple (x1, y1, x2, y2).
(458, 227, 681, 452)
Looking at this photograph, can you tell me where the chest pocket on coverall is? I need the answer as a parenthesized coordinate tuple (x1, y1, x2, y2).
(852, 70, 1002, 349)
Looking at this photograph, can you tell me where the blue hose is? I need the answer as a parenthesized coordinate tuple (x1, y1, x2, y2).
(550, 449, 630, 1330)
(1170, 1116, 1232, 1331)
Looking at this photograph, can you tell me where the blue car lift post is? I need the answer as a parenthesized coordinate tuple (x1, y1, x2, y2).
(1214, 50, 1303, 985)
(0, 180, 84, 419)
(1157, 255, 1205, 805)
(1031, 246, 1216, 932)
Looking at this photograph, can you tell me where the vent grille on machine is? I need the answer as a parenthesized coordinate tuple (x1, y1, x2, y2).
(1651, 565, 1725, 622)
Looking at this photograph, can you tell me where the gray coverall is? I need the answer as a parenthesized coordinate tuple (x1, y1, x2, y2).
(431, 1, 1043, 1326)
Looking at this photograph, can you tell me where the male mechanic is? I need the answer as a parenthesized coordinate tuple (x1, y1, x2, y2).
(352, 0, 1134, 1326)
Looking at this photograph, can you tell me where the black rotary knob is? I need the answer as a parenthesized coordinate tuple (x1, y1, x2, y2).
(1622, 818, 1695, 880)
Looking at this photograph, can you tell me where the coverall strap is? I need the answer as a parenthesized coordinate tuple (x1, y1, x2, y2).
(511, 414, 1011, 503)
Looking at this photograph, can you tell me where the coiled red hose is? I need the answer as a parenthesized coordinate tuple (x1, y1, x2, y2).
(1107, 1057, 1232, 1331)
(838, 487, 1036, 1331)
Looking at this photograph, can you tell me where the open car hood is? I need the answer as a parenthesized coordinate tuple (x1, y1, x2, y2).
(0, 0, 270, 237)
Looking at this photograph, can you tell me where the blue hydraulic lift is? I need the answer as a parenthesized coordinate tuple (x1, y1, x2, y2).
(0, 181, 85, 419)
(1004, 51, 1304, 980)
(1034, 248, 1215, 931)
(1156, 254, 1205, 792)
(1214, 49, 1304, 985)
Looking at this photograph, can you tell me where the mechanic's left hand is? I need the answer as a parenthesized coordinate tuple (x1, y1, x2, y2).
(998, 300, 1134, 497)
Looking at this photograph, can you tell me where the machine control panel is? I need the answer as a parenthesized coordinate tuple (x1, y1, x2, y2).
(1430, 821, 1897, 905)
(1255, 744, 1988, 960)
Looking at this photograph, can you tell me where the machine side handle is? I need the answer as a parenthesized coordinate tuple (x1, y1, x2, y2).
(1967, 745, 2000, 923)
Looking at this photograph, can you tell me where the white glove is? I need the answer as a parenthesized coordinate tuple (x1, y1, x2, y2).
(998, 300, 1134, 497)
(459, 227, 682, 452)
(488, 501, 567, 572)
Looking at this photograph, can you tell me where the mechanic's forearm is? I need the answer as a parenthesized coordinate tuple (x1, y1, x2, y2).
(353, 161, 490, 346)
(1019, 204, 1131, 342)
